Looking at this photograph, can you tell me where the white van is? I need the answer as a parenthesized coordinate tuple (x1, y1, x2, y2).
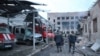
(14, 26, 42, 45)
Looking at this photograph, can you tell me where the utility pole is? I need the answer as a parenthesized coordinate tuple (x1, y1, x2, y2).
(33, 12, 36, 50)
(7, 14, 10, 29)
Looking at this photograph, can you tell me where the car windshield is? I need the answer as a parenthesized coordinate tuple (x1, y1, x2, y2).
(0, 27, 11, 34)
(25, 29, 42, 38)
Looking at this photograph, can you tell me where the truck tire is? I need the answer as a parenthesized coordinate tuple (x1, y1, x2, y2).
(9, 47, 13, 50)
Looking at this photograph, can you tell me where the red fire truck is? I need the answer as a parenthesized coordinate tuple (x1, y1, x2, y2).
(35, 24, 55, 41)
(28, 18, 55, 42)
(0, 23, 16, 49)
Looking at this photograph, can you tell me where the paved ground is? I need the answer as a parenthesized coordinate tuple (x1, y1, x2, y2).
(0, 36, 91, 56)
(0, 43, 46, 56)
(32, 36, 87, 56)
(33, 43, 84, 56)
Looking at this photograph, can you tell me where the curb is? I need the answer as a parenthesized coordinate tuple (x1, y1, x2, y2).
(27, 42, 54, 56)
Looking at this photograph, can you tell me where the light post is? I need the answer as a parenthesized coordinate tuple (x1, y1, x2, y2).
(32, 12, 36, 50)
(24, 8, 49, 50)
(31, 10, 46, 50)
(23, 10, 41, 50)
(33, 15, 41, 50)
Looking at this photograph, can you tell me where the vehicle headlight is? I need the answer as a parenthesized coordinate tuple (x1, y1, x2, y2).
(0, 40, 2, 43)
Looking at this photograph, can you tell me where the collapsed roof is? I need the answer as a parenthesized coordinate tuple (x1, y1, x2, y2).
(0, 0, 45, 17)
(0, 0, 45, 5)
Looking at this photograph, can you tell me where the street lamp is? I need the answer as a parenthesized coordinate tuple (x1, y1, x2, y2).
(32, 13, 36, 50)
(22, 10, 41, 50)
(29, 10, 48, 50)
(33, 15, 42, 50)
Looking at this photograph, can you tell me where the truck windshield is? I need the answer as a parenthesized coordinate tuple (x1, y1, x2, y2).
(0, 27, 11, 34)
(25, 29, 32, 36)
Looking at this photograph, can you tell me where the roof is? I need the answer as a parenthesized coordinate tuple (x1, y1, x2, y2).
(0, 5, 34, 17)
(24, 12, 39, 22)
(91, 0, 99, 8)
(0, 0, 46, 17)
(0, 0, 46, 5)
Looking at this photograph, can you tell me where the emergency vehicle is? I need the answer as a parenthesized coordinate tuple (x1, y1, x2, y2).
(29, 23, 55, 39)
(0, 23, 16, 49)
(14, 26, 42, 45)
(27, 24, 54, 43)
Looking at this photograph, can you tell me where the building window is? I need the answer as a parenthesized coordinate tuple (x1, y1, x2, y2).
(71, 21, 74, 29)
(85, 24, 87, 32)
(71, 16, 74, 19)
(58, 27, 60, 29)
(80, 16, 83, 19)
(62, 22, 69, 29)
(76, 21, 79, 24)
(75, 21, 79, 29)
(53, 19, 55, 22)
(57, 22, 60, 25)
(66, 31, 69, 34)
(71, 21, 74, 24)
(62, 17, 65, 20)
(71, 31, 74, 34)
(75, 16, 78, 19)
(48, 18, 50, 20)
(66, 17, 69, 19)
(93, 18, 97, 32)
(57, 17, 60, 20)
(71, 26, 74, 29)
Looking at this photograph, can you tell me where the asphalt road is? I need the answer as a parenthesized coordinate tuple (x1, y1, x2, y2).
(0, 44, 32, 56)
(0, 36, 84, 56)
(33, 43, 84, 56)
(33, 44, 71, 56)
(0, 43, 45, 56)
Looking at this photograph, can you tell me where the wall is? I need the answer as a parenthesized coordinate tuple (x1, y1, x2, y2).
(48, 12, 87, 34)
(84, 2, 100, 43)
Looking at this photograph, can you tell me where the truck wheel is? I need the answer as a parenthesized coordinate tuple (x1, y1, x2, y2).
(9, 47, 13, 50)
(26, 40, 32, 46)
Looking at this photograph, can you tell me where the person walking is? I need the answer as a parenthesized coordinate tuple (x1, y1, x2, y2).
(68, 32, 77, 54)
(54, 32, 64, 53)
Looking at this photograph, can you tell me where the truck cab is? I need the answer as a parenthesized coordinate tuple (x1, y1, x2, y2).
(0, 23, 16, 49)
(24, 28, 42, 45)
